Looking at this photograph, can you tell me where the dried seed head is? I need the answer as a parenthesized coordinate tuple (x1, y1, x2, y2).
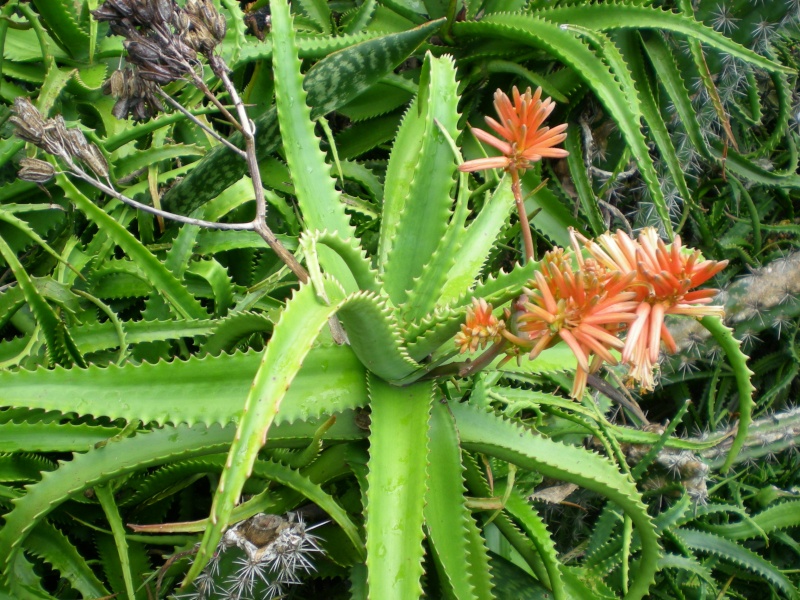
(10, 97, 47, 145)
(183, 0, 224, 53)
(105, 69, 128, 97)
(183, 22, 217, 54)
(80, 144, 110, 178)
(123, 39, 161, 63)
(116, 70, 166, 120)
(172, 9, 191, 32)
(91, 0, 133, 22)
(154, 0, 175, 24)
(212, 13, 226, 41)
(112, 97, 132, 120)
(41, 116, 69, 158)
(198, 0, 217, 24)
(63, 128, 91, 158)
(130, 0, 156, 25)
(12, 97, 44, 124)
(18, 158, 55, 183)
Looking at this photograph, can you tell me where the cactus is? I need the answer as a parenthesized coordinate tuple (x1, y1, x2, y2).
(668, 250, 800, 357)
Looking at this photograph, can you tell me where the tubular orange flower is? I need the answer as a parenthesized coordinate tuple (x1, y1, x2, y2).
(577, 227, 728, 391)
(454, 298, 505, 354)
(508, 249, 639, 398)
(459, 86, 569, 174)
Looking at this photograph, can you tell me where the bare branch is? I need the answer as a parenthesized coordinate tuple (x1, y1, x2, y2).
(157, 89, 248, 159)
(70, 166, 254, 231)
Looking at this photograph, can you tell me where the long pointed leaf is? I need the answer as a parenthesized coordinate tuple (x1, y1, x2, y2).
(452, 401, 660, 600)
(0, 235, 83, 368)
(185, 277, 347, 583)
(270, 0, 355, 246)
(58, 176, 207, 320)
(425, 401, 493, 600)
(379, 52, 460, 303)
(365, 376, 432, 600)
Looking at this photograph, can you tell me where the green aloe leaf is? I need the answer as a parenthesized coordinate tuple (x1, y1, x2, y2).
(30, 0, 89, 60)
(0, 345, 367, 427)
(270, 0, 355, 253)
(94, 485, 136, 600)
(185, 277, 348, 583)
(438, 177, 516, 306)
(365, 376, 432, 600)
(452, 401, 660, 600)
(379, 52, 460, 299)
(295, 0, 332, 33)
(425, 400, 493, 600)
(24, 521, 109, 598)
(0, 425, 234, 586)
(58, 177, 207, 321)
(539, 3, 791, 74)
(701, 500, 800, 540)
(673, 529, 799, 599)
(0, 234, 84, 368)
(342, 0, 377, 34)
(0, 423, 122, 453)
(700, 316, 755, 472)
(337, 292, 419, 382)
(300, 230, 381, 294)
(618, 31, 693, 230)
(498, 484, 565, 600)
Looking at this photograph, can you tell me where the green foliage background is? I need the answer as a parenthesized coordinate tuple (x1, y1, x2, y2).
(1, 0, 799, 598)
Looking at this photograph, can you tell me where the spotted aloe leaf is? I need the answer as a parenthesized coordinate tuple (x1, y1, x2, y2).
(161, 19, 443, 217)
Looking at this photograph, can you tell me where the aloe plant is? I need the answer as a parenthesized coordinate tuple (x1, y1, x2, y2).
(2, 0, 800, 598)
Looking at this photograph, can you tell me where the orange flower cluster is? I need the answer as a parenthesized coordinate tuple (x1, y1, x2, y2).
(455, 298, 505, 354)
(507, 247, 640, 398)
(576, 228, 727, 392)
(457, 228, 728, 398)
(459, 86, 569, 174)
